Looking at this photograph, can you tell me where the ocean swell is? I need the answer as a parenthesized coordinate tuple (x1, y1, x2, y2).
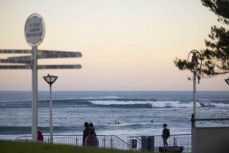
(89, 100, 229, 108)
(1, 98, 229, 109)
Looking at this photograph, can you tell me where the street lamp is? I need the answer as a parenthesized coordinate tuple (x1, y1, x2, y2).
(187, 50, 202, 127)
(188, 50, 201, 153)
(43, 74, 58, 143)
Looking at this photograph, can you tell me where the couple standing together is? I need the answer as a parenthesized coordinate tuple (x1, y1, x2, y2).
(82, 122, 99, 147)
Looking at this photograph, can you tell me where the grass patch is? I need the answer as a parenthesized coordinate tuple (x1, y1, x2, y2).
(0, 141, 151, 153)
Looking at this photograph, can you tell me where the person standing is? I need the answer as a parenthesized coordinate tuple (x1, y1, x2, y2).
(162, 123, 170, 147)
(82, 122, 90, 146)
(38, 128, 44, 141)
(85, 128, 99, 147)
(89, 122, 94, 129)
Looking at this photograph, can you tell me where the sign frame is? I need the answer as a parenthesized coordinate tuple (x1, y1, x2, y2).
(24, 13, 45, 47)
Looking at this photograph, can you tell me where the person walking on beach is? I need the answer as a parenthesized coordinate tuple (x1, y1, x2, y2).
(85, 128, 99, 147)
(162, 123, 170, 147)
(82, 122, 90, 146)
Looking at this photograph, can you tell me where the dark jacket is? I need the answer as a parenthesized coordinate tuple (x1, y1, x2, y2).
(38, 130, 44, 141)
(162, 128, 170, 139)
(83, 127, 90, 145)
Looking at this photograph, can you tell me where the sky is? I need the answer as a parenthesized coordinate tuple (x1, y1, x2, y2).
(0, 0, 228, 91)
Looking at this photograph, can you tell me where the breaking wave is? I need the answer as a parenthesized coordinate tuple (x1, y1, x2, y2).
(1, 98, 228, 109)
(89, 100, 229, 108)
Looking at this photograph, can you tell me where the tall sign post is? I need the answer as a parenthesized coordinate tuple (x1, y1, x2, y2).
(0, 13, 82, 142)
(25, 13, 45, 142)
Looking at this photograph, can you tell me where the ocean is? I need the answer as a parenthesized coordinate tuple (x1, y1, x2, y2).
(0, 91, 229, 140)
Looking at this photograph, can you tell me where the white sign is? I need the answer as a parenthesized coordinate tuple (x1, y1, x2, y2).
(0, 65, 81, 69)
(0, 49, 31, 54)
(38, 50, 82, 59)
(0, 65, 31, 69)
(38, 65, 81, 69)
(8, 56, 32, 61)
(0, 59, 31, 64)
(24, 14, 45, 46)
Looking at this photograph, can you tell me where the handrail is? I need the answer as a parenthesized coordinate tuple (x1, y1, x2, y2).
(195, 118, 229, 121)
(15, 134, 132, 150)
(112, 135, 132, 148)
(15, 133, 192, 152)
(128, 134, 191, 153)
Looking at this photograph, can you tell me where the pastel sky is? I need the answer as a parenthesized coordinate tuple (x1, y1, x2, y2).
(0, 0, 228, 91)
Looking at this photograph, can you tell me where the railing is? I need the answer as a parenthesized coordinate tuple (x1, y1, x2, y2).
(16, 134, 132, 150)
(128, 134, 191, 153)
(16, 134, 191, 152)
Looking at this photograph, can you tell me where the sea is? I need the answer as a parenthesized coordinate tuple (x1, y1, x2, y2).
(0, 91, 229, 140)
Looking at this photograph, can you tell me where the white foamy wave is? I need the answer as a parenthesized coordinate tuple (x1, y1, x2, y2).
(90, 100, 146, 105)
(90, 100, 196, 108)
(99, 96, 121, 99)
(150, 101, 196, 108)
(210, 103, 229, 108)
(90, 100, 229, 108)
(80, 96, 121, 100)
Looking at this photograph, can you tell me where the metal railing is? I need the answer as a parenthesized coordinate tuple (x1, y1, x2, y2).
(16, 134, 191, 152)
(16, 134, 132, 150)
(128, 134, 191, 153)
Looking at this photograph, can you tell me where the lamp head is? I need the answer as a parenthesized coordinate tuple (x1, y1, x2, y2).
(225, 77, 229, 85)
(187, 50, 201, 72)
(43, 74, 58, 86)
(191, 53, 199, 66)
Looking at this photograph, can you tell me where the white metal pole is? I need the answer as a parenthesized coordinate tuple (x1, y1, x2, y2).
(32, 46, 38, 141)
(193, 71, 196, 125)
(192, 71, 197, 153)
(50, 84, 53, 143)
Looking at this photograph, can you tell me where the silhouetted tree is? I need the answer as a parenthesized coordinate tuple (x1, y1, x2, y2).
(174, 0, 229, 79)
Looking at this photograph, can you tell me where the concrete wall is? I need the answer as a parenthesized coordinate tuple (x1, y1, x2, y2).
(193, 127, 229, 153)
